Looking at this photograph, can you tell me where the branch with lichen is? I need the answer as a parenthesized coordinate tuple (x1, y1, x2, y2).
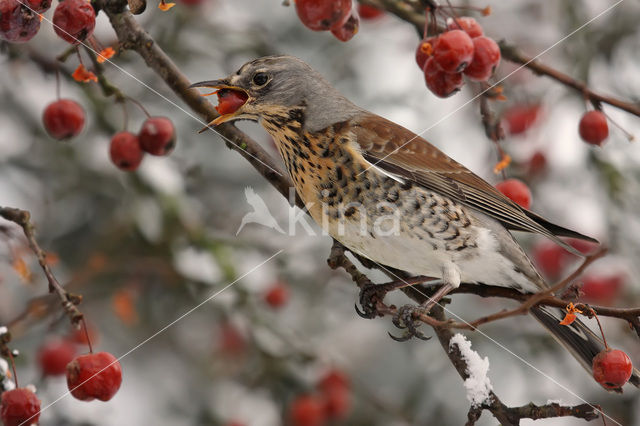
(0, 207, 85, 327)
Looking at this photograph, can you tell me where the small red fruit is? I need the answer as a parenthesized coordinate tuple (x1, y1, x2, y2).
(218, 323, 246, 356)
(295, 0, 352, 32)
(52, 0, 96, 44)
(357, 4, 383, 20)
(0, 0, 41, 43)
(463, 36, 501, 82)
(38, 338, 77, 376)
(138, 116, 176, 156)
(526, 151, 547, 176)
(43, 99, 85, 140)
(415, 37, 435, 70)
(532, 241, 566, 279)
(109, 131, 144, 171)
(446, 17, 483, 38)
(318, 369, 349, 393)
(578, 110, 608, 146)
(289, 394, 326, 426)
(215, 89, 249, 116)
(581, 274, 624, 306)
(264, 281, 290, 309)
(502, 104, 541, 135)
(330, 11, 359, 42)
(0, 388, 41, 426)
(432, 30, 475, 73)
(25, 0, 51, 12)
(592, 349, 633, 389)
(66, 352, 122, 402)
(495, 179, 531, 209)
(423, 57, 464, 98)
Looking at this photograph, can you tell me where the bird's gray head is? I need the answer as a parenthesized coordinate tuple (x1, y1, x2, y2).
(190, 55, 361, 132)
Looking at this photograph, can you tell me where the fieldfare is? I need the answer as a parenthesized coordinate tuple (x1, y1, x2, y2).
(191, 55, 638, 387)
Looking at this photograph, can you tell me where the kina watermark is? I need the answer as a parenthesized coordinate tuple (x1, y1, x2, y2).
(236, 187, 402, 237)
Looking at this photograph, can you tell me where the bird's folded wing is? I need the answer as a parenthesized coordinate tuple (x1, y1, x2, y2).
(350, 114, 596, 253)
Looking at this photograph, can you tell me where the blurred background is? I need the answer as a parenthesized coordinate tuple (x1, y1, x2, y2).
(1, 0, 640, 424)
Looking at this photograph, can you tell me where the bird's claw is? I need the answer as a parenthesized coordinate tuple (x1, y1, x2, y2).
(355, 283, 387, 319)
(389, 304, 432, 342)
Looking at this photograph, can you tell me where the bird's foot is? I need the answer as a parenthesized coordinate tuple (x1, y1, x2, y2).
(355, 276, 433, 319)
(388, 304, 432, 342)
(355, 283, 389, 319)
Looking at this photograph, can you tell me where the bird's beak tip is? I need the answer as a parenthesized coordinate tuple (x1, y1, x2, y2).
(189, 79, 223, 89)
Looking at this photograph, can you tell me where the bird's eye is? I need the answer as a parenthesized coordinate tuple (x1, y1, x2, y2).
(252, 72, 268, 86)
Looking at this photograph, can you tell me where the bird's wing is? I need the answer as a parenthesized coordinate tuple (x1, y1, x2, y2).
(350, 114, 597, 253)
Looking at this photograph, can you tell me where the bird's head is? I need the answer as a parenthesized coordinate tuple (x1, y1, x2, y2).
(191, 55, 361, 133)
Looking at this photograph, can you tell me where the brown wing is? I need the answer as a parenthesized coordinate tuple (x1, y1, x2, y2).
(351, 113, 597, 252)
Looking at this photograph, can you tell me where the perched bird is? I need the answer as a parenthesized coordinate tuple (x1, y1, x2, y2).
(191, 55, 638, 388)
(236, 187, 285, 235)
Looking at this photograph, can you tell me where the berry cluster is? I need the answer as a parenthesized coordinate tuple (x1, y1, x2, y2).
(0, 0, 96, 45)
(294, 0, 359, 42)
(288, 368, 351, 426)
(110, 116, 176, 172)
(416, 17, 500, 98)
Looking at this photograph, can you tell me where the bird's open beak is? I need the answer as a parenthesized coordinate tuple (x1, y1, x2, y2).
(190, 79, 250, 133)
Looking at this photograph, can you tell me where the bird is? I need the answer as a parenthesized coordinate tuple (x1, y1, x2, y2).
(236, 186, 285, 235)
(191, 55, 638, 388)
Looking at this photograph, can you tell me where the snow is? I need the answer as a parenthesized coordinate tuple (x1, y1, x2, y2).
(449, 333, 493, 407)
(0, 326, 7, 335)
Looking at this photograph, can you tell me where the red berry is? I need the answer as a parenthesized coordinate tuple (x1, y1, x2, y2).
(495, 179, 531, 209)
(38, 338, 77, 376)
(526, 151, 547, 176)
(432, 30, 475, 73)
(66, 352, 122, 402)
(43, 99, 85, 140)
(52, 0, 96, 44)
(289, 394, 326, 426)
(0, 0, 40, 43)
(109, 131, 144, 171)
(318, 369, 349, 393)
(264, 281, 290, 309)
(25, 0, 50, 12)
(592, 349, 633, 389)
(578, 110, 608, 146)
(218, 323, 246, 356)
(423, 56, 463, 98)
(138, 116, 176, 156)
(216, 89, 248, 116)
(322, 386, 350, 420)
(295, 0, 352, 32)
(415, 37, 435, 69)
(357, 4, 383, 20)
(446, 17, 483, 38)
(503, 104, 541, 135)
(330, 11, 359, 42)
(463, 36, 500, 82)
(0, 388, 41, 426)
(532, 241, 566, 279)
(581, 274, 624, 306)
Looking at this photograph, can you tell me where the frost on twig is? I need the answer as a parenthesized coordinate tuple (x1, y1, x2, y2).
(449, 333, 493, 407)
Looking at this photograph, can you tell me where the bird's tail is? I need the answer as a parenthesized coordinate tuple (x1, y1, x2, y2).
(530, 306, 640, 391)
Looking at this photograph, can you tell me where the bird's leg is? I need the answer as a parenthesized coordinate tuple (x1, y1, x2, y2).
(390, 263, 461, 341)
(356, 275, 436, 319)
